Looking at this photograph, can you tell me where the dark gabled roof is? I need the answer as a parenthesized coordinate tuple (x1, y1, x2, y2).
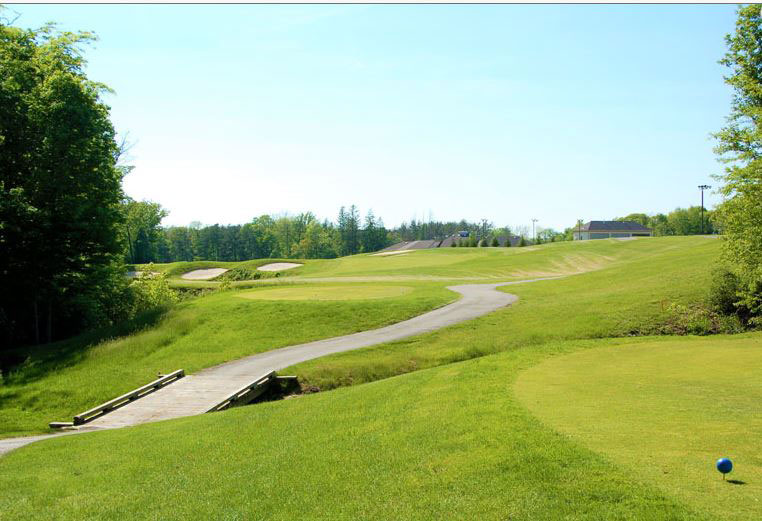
(579, 220, 652, 232)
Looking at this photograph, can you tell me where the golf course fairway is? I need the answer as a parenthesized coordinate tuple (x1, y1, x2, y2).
(515, 334, 762, 521)
(237, 285, 413, 301)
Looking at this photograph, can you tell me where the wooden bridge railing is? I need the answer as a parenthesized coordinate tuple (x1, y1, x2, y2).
(49, 369, 185, 428)
(206, 373, 298, 413)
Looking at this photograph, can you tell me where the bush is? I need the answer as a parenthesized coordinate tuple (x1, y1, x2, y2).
(660, 302, 743, 335)
(505, 238, 511, 248)
(518, 237, 527, 247)
(708, 267, 742, 316)
(707, 267, 759, 326)
(479, 239, 489, 247)
(216, 267, 263, 282)
(450, 241, 456, 247)
(130, 267, 179, 315)
(491, 237, 499, 247)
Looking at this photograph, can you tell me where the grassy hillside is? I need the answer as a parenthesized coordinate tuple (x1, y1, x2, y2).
(1, 237, 719, 438)
(3, 236, 752, 520)
(4, 334, 752, 520)
(285, 236, 721, 389)
(0, 284, 453, 438)
(151, 236, 715, 285)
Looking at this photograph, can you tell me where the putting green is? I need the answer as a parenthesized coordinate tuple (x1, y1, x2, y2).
(236, 285, 413, 301)
(514, 335, 762, 521)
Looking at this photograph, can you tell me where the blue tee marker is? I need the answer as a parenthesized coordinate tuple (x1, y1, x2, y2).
(716, 458, 733, 479)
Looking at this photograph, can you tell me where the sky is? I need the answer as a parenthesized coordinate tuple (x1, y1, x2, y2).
(8, 4, 738, 231)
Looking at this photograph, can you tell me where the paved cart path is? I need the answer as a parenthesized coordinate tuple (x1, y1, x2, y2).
(0, 278, 556, 456)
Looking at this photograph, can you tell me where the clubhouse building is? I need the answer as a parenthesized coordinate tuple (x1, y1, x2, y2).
(572, 221, 652, 240)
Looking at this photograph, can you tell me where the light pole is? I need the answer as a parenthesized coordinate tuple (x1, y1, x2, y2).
(576, 219, 583, 241)
(698, 184, 711, 234)
(531, 218, 538, 241)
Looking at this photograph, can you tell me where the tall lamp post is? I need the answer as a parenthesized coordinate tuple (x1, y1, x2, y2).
(531, 218, 538, 241)
(698, 184, 711, 234)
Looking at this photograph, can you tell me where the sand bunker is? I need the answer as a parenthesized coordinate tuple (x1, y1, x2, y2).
(372, 250, 412, 257)
(257, 263, 303, 272)
(181, 268, 229, 280)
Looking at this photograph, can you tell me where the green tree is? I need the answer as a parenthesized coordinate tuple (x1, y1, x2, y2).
(490, 236, 499, 247)
(713, 5, 762, 321)
(296, 220, 337, 259)
(123, 198, 167, 263)
(0, 19, 127, 347)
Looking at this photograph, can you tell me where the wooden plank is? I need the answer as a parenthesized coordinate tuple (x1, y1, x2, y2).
(48, 421, 74, 429)
(73, 369, 185, 425)
(206, 372, 276, 413)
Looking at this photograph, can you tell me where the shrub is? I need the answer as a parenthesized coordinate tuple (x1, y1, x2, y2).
(505, 238, 511, 247)
(450, 241, 456, 247)
(707, 267, 759, 326)
(216, 267, 263, 282)
(491, 237, 499, 247)
(130, 268, 179, 315)
(660, 302, 743, 335)
(518, 237, 527, 247)
(479, 239, 489, 247)
(708, 267, 742, 316)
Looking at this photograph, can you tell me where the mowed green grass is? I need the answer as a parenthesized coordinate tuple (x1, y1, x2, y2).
(131, 258, 309, 278)
(515, 334, 762, 521)
(285, 236, 721, 389)
(0, 236, 741, 519)
(154, 236, 713, 286)
(0, 341, 714, 521)
(0, 284, 453, 438)
(237, 285, 413, 301)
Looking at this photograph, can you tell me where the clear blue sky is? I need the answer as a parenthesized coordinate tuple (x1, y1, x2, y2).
(10, 4, 737, 231)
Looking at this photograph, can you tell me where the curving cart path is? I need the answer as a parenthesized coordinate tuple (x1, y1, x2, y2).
(0, 278, 557, 456)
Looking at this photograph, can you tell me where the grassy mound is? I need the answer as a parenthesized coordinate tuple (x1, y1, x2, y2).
(1, 236, 744, 519)
(0, 284, 453, 438)
(515, 334, 762, 521)
(0, 341, 711, 520)
(285, 236, 721, 390)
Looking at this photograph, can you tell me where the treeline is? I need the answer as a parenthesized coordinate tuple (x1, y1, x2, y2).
(389, 218, 563, 243)
(124, 204, 390, 264)
(392, 218, 499, 242)
(124, 208, 573, 265)
(612, 206, 716, 236)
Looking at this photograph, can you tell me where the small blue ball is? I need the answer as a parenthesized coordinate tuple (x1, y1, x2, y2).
(716, 458, 733, 474)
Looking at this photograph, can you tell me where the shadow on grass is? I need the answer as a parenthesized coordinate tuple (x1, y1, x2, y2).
(727, 479, 747, 485)
(0, 306, 170, 385)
